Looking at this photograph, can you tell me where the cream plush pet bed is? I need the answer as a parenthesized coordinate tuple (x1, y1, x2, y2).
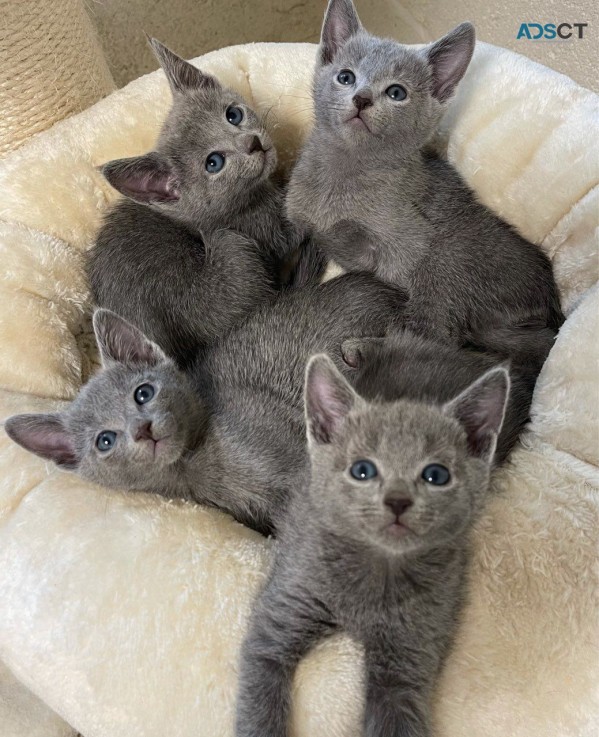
(0, 41, 598, 737)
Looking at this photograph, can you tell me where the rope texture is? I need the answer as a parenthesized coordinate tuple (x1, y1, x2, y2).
(0, 0, 115, 157)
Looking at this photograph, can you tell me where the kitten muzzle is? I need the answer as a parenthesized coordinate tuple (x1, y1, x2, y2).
(345, 110, 372, 133)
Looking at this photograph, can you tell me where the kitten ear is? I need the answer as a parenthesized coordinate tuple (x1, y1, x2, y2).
(426, 22, 475, 102)
(305, 354, 361, 444)
(341, 337, 384, 369)
(443, 366, 510, 463)
(319, 0, 363, 65)
(5, 414, 79, 468)
(147, 36, 220, 94)
(93, 309, 169, 369)
(101, 153, 179, 205)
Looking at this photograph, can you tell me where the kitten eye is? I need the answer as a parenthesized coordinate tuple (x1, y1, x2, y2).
(350, 460, 378, 481)
(96, 430, 117, 452)
(386, 84, 408, 101)
(205, 152, 225, 173)
(337, 69, 356, 86)
(134, 383, 155, 405)
(226, 105, 244, 126)
(421, 464, 450, 486)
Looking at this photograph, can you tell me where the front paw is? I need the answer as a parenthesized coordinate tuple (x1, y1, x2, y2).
(318, 220, 377, 272)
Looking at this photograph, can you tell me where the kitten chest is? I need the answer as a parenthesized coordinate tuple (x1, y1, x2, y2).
(289, 160, 431, 280)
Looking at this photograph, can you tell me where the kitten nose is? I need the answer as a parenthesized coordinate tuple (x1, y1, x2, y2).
(352, 92, 373, 111)
(243, 134, 264, 154)
(384, 496, 413, 518)
(135, 421, 154, 442)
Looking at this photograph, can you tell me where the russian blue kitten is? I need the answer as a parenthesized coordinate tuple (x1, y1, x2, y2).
(236, 354, 510, 737)
(88, 38, 305, 369)
(6, 274, 406, 535)
(286, 0, 563, 367)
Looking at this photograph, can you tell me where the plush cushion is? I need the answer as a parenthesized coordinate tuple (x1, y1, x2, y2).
(0, 41, 597, 737)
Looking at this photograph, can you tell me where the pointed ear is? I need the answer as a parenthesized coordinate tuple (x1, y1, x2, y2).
(101, 153, 179, 205)
(426, 22, 475, 102)
(341, 337, 384, 369)
(5, 414, 79, 468)
(443, 366, 510, 462)
(305, 354, 361, 444)
(93, 309, 169, 369)
(147, 36, 220, 94)
(319, 0, 363, 66)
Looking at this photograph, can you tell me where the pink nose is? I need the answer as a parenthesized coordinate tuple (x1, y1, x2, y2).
(134, 421, 154, 442)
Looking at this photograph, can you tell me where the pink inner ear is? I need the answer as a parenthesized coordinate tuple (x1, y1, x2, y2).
(320, 0, 362, 64)
(121, 170, 179, 202)
(94, 310, 166, 368)
(445, 368, 509, 459)
(427, 25, 475, 102)
(306, 358, 356, 444)
(6, 415, 78, 468)
(457, 404, 497, 458)
(432, 54, 465, 100)
(103, 155, 180, 204)
(40, 428, 78, 466)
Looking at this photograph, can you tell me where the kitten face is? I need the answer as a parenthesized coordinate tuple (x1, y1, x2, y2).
(61, 362, 199, 489)
(314, 35, 440, 148)
(5, 310, 204, 491)
(304, 354, 508, 556)
(314, 0, 475, 152)
(158, 81, 277, 218)
(312, 402, 483, 554)
(101, 39, 277, 222)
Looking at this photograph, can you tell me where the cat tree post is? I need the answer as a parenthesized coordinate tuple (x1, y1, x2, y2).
(0, 0, 115, 158)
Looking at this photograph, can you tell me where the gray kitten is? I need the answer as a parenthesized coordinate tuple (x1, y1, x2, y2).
(287, 0, 563, 367)
(236, 353, 510, 737)
(6, 274, 406, 535)
(88, 38, 315, 369)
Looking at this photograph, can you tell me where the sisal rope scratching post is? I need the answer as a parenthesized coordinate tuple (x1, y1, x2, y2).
(0, 0, 115, 158)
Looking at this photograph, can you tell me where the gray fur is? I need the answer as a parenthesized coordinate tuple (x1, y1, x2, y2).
(5, 274, 406, 535)
(236, 353, 510, 737)
(88, 38, 309, 369)
(343, 329, 536, 462)
(287, 0, 563, 368)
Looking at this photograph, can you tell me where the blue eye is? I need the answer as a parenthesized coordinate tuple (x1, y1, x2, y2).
(226, 106, 244, 126)
(421, 464, 450, 486)
(96, 430, 117, 452)
(350, 460, 378, 480)
(386, 84, 407, 101)
(134, 383, 155, 405)
(206, 152, 225, 173)
(337, 69, 356, 85)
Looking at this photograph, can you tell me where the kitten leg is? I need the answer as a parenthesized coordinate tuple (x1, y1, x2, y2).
(467, 316, 558, 376)
(363, 647, 431, 737)
(183, 227, 278, 367)
(285, 235, 327, 288)
(317, 219, 379, 273)
(403, 271, 462, 346)
(364, 685, 430, 737)
(201, 228, 276, 310)
(236, 574, 334, 737)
